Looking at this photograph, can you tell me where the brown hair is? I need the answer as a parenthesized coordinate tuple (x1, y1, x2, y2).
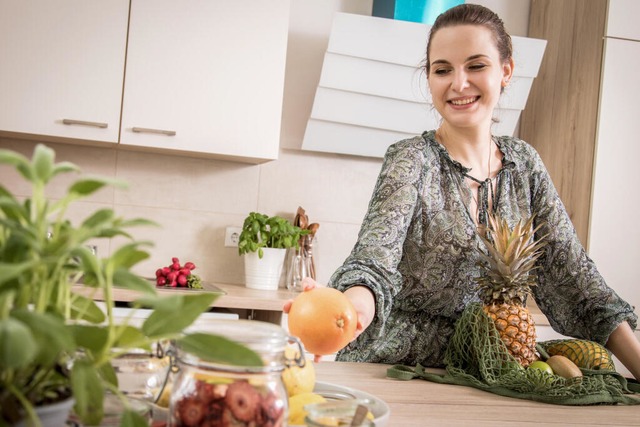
(425, 3, 512, 75)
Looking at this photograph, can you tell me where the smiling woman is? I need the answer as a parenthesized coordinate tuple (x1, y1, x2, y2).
(285, 3, 640, 387)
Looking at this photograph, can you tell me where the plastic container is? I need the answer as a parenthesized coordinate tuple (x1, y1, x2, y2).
(168, 319, 304, 426)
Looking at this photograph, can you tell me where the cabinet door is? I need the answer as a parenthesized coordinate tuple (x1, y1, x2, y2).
(589, 38, 640, 314)
(121, 0, 290, 162)
(606, 0, 640, 41)
(0, 0, 128, 142)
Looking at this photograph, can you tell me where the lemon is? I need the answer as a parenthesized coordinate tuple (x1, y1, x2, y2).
(288, 392, 326, 425)
(155, 384, 172, 408)
(193, 372, 234, 384)
(282, 346, 315, 396)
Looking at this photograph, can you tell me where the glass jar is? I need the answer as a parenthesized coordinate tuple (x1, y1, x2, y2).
(304, 400, 375, 427)
(112, 347, 170, 402)
(285, 247, 312, 292)
(168, 319, 304, 427)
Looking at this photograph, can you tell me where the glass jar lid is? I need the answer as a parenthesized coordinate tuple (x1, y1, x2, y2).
(178, 319, 304, 373)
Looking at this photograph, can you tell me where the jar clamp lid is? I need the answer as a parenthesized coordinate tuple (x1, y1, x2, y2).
(175, 319, 306, 373)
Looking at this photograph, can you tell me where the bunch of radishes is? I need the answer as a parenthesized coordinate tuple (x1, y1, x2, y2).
(155, 257, 202, 289)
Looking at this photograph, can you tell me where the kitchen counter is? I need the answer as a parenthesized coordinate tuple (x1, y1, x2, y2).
(72, 281, 295, 324)
(71, 279, 555, 328)
(315, 362, 640, 426)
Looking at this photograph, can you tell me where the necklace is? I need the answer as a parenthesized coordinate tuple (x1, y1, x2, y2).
(436, 129, 495, 224)
(470, 137, 494, 205)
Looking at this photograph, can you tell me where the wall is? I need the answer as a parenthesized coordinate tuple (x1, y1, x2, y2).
(0, 0, 530, 287)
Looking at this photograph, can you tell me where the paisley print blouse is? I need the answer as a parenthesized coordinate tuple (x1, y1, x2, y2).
(329, 130, 637, 367)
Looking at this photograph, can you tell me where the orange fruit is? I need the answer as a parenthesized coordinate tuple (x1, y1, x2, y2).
(287, 287, 357, 355)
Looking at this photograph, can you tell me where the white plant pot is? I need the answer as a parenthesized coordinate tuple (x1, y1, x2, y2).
(244, 248, 286, 290)
(14, 396, 74, 427)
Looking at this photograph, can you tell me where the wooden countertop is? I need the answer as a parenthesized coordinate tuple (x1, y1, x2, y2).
(73, 280, 295, 308)
(315, 362, 640, 426)
(75, 280, 558, 328)
(72, 281, 295, 323)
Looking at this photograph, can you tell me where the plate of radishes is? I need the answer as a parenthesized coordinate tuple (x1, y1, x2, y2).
(155, 257, 203, 289)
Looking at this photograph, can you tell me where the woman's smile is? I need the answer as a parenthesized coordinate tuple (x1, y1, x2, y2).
(449, 96, 480, 107)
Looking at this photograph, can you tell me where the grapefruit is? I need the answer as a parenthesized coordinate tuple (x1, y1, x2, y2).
(287, 287, 357, 355)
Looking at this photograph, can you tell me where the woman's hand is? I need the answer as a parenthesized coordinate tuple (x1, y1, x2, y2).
(606, 321, 640, 381)
(344, 285, 376, 340)
(283, 278, 376, 362)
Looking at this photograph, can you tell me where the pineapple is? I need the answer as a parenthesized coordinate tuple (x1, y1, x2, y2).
(477, 213, 547, 367)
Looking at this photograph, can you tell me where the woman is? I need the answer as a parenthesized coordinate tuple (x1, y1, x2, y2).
(286, 4, 640, 380)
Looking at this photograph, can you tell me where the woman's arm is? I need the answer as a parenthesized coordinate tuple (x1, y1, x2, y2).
(606, 321, 640, 381)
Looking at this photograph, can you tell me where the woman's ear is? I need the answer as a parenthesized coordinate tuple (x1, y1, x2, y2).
(501, 57, 515, 88)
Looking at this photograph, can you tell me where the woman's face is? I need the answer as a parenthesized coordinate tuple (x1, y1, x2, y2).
(427, 24, 514, 131)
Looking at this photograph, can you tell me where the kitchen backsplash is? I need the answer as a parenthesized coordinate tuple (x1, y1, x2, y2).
(0, 137, 381, 286)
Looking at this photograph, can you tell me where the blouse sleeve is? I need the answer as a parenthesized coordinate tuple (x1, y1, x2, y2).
(528, 147, 637, 344)
(328, 139, 424, 336)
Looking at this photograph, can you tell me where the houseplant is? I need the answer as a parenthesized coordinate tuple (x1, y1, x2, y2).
(238, 212, 308, 290)
(0, 144, 261, 427)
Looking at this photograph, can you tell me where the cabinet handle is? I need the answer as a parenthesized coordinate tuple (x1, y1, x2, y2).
(62, 119, 108, 128)
(132, 127, 176, 136)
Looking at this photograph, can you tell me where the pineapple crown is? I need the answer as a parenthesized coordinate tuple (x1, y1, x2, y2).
(476, 213, 548, 306)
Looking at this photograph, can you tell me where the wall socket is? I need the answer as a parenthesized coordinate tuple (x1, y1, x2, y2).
(224, 226, 242, 247)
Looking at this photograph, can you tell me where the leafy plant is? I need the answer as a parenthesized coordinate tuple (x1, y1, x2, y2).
(0, 145, 261, 427)
(237, 212, 309, 258)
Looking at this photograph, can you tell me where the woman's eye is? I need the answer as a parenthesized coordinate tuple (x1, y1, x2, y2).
(433, 68, 450, 75)
(469, 64, 487, 71)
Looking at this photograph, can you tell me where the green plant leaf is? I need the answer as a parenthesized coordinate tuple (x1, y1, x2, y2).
(120, 408, 150, 427)
(112, 270, 155, 295)
(0, 191, 26, 222)
(109, 243, 151, 270)
(50, 161, 80, 179)
(32, 144, 55, 183)
(119, 218, 158, 228)
(176, 333, 263, 367)
(71, 324, 109, 353)
(0, 261, 33, 288)
(112, 324, 149, 350)
(71, 360, 104, 426)
(11, 310, 75, 367)
(97, 360, 118, 389)
(141, 293, 218, 338)
(80, 208, 116, 229)
(0, 148, 33, 182)
(70, 294, 106, 324)
(71, 245, 101, 278)
(0, 317, 37, 369)
(68, 177, 126, 197)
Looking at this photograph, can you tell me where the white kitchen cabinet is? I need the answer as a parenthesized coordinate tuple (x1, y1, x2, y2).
(120, 0, 290, 162)
(0, 0, 129, 143)
(0, 0, 290, 163)
(605, 0, 640, 40)
(589, 20, 640, 315)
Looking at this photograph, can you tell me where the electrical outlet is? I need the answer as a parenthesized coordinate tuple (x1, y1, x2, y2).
(224, 226, 242, 247)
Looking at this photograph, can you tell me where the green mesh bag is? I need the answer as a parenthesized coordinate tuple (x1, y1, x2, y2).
(387, 303, 640, 405)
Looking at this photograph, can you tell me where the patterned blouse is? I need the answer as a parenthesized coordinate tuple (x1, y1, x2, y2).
(329, 130, 637, 367)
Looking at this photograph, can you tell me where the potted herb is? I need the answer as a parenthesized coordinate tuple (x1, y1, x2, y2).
(238, 212, 308, 290)
(0, 145, 261, 427)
